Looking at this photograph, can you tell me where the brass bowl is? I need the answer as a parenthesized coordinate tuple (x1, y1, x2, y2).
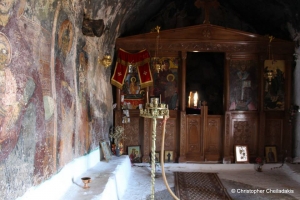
(81, 177, 91, 189)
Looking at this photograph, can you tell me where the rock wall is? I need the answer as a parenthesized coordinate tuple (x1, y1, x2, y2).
(0, 0, 299, 199)
(0, 0, 137, 199)
(293, 54, 300, 159)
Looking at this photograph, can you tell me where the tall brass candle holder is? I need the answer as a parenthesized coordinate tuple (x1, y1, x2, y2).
(140, 98, 169, 200)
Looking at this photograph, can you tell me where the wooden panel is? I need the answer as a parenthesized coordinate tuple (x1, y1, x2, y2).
(232, 119, 257, 155)
(142, 118, 151, 163)
(114, 110, 122, 126)
(178, 111, 187, 162)
(186, 115, 202, 161)
(117, 110, 140, 155)
(265, 119, 283, 147)
(116, 24, 294, 55)
(204, 116, 222, 161)
(264, 111, 284, 159)
(224, 111, 258, 162)
(123, 117, 140, 153)
(224, 113, 232, 158)
(155, 118, 177, 159)
(141, 111, 178, 162)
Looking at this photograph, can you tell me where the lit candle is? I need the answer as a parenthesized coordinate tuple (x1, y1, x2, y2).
(189, 92, 193, 108)
(194, 92, 198, 107)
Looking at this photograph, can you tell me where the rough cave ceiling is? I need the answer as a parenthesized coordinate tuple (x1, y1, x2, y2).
(119, 0, 300, 42)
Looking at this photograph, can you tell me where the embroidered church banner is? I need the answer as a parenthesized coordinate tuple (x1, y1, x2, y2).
(111, 49, 128, 89)
(111, 48, 153, 89)
(137, 60, 153, 88)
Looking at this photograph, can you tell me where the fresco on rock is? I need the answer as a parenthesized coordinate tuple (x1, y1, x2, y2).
(0, 0, 114, 199)
(18, 0, 56, 176)
(0, 0, 47, 197)
(76, 39, 91, 155)
(55, 18, 76, 169)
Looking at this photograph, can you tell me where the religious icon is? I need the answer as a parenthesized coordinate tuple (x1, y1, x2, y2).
(128, 146, 141, 163)
(229, 60, 257, 111)
(234, 145, 249, 163)
(265, 146, 277, 163)
(164, 151, 174, 163)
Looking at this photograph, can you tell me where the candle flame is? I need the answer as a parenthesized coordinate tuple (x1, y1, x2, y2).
(194, 92, 198, 107)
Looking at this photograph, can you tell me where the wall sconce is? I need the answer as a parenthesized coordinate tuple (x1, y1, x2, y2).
(100, 53, 112, 68)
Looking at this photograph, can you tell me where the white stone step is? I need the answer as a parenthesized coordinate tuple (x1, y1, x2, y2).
(17, 149, 131, 200)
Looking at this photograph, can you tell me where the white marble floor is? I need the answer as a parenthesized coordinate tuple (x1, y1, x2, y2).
(20, 154, 300, 200)
(121, 162, 300, 200)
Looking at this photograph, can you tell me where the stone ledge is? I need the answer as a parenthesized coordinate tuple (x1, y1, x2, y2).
(62, 155, 131, 200)
(17, 149, 131, 200)
(17, 148, 101, 200)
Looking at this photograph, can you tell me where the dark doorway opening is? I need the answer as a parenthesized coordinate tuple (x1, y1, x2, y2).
(186, 52, 224, 115)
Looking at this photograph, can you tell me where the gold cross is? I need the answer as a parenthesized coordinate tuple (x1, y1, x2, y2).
(194, 0, 220, 24)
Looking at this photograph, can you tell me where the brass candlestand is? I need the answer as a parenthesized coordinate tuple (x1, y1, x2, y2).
(140, 98, 169, 200)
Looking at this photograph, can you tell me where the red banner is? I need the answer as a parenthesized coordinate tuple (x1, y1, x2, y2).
(111, 61, 128, 89)
(137, 62, 153, 88)
(111, 48, 153, 89)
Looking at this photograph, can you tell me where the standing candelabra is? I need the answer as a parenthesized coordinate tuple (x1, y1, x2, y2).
(140, 98, 169, 200)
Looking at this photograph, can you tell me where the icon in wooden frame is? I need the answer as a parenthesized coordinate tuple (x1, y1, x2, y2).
(128, 145, 141, 163)
(100, 141, 111, 162)
(234, 145, 249, 163)
(164, 150, 174, 163)
(265, 146, 277, 163)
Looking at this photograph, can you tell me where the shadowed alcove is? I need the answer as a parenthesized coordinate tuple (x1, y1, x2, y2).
(186, 52, 224, 115)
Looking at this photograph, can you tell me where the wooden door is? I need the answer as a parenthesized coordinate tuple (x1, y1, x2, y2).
(204, 116, 223, 161)
(186, 115, 203, 161)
